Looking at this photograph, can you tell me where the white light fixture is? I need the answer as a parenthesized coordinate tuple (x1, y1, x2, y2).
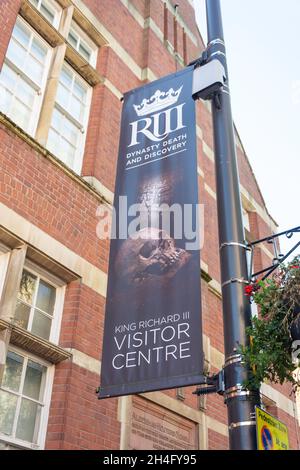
(192, 59, 226, 100)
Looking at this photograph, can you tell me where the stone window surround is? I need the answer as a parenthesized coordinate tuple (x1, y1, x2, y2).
(0, 237, 74, 392)
(29, 0, 63, 29)
(14, 260, 66, 344)
(2, 0, 106, 172)
(47, 61, 93, 173)
(0, 17, 53, 137)
(0, 238, 71, 450)
(68, 19, 98, 67)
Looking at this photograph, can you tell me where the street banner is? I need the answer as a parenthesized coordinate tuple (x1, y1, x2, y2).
(256, 406, 289, 450)
(99, 66, 203, 398)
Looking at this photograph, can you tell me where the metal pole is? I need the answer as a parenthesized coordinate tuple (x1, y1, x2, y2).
(205, 0, 260, 450)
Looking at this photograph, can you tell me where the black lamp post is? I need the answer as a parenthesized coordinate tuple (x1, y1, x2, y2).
(204, 0, 260, 450)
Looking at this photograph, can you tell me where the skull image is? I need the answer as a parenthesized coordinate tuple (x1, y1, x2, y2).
(115, 227, 191, 287)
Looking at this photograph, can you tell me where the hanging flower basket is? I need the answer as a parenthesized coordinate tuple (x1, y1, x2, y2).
(240, 256, 300, 390)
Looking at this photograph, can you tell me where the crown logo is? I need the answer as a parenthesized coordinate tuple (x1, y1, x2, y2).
(133, 86, 183, 117)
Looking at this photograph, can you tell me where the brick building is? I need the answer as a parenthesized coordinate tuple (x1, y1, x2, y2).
(0, 0, 299, 450)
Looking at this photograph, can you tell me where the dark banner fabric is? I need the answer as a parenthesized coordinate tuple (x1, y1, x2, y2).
(99, 67, 203, 398)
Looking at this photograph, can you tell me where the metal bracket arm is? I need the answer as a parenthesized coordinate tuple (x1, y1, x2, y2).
(248, 225, 300, 281)
(193, 370, 225, 396)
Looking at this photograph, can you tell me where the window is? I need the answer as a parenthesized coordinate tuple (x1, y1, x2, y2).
(0, 349, 53, 449)
(0, 9, 100, 174)
(13, 263, 65, 343)
(29, 0, 62, 29)
(47, 63, 91, 173)
(0, 18, 51, 136)
(67, 22, 97, 67)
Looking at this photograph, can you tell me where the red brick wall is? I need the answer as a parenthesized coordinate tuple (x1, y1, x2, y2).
(46, 362, 120, 450)
(0, 123, 110, 274)
(277, 408, 299, 450)
(208, 429, 229, 450)
(0, 0, 21, 71)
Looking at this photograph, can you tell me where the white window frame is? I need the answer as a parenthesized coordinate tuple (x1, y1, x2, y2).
(29, 0, 62, 29)
(48, 61, 92, 174)
(0, 346, 55, 450)
(16, 260, 66, 344)
(1, 16, 53, 137)
(68, 21, 98, 67)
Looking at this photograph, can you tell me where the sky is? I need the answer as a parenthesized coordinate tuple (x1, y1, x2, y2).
(194, 0, 300, 257)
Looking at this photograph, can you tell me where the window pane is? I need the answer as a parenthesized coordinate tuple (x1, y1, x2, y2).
(26, 55, 44, 85)
(68, 30, 78, 49)
(56, 82, 69, 108)
(23, 360, 46, 401)
(64, 117, 79, 145)
(36, 279, 55, 314)
(69, 95, 84, 122)
(16, 78, 35, 108)
(13, 22, 30, 49)
(2, 352, 24, 392)
(18, 270, 37, 304)
(47, 127, 60, 154)
(40, 2, 55, 24)
(30, 0, 39, 6)
(6, 38, 26, 71)
(16, 398, 41, 443)
(78, 43, 91, 62)
(60, 67, 73, 89)
(50, 107, 63, 131)
(0, 65, 35, 126)
(14, 300, 31, 329)
(0, 63, 17, 91)
(0, 64, 16, 113)
(73, 79, 87, 102)
(61, 137, 76, 166)
(0, 390, 18, 436)
(31, 38, 47, 64)
(0, 86, 13, 114)
(10, 98, 31, 131)
(31, 309, 52, 340)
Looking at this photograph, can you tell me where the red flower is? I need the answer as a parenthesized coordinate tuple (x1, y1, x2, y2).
(244, 280, 259, 297)
(290, 265, 300, 269)
(245, 285, 254, 296)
